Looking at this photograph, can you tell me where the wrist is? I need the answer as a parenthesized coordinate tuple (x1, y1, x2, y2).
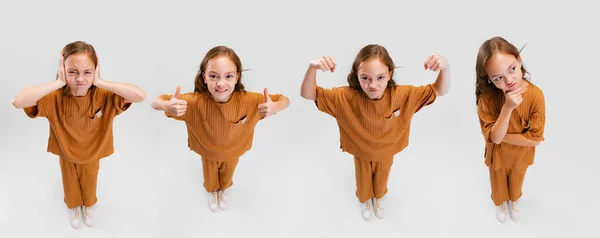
(54, 80, 66, 88)
(502, 104, 515, 112)
(93, 80, 106, 88)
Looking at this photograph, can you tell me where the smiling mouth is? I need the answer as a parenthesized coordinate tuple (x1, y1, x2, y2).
(215, 88, 228, 93)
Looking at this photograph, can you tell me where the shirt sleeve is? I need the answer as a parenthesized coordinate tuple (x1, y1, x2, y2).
(406, 84, 437, 114)
(23, 90, 57, 118)
(315, 86, 340, 118)
(108, 92, 132, 116)
(522, 90, 545, 141)
(477, 97, 498, 143)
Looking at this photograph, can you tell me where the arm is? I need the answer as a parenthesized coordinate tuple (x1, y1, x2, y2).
(151, 95, 170, 111)
(489, 105, 513, 144)
(301, 56, 336, 100)
(94, 80, 146, 103)
(423, 54, 450, 96)
(301, 66, 318, 100)
(272, 95, 290, 113)
(502, 133, 540, 147)
(93, 64, 145, 103)
(12, 80, 64, 108)
(151, 87, 187, 118)
(433, 68, 451, 96)
(259, 89, 290, 118)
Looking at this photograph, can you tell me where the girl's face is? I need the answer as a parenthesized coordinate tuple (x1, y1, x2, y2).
(485, 52, 523, 93)
(65, 53, 95, 96)
(357, 58, 392, 100)
(203, 56, 239, 103)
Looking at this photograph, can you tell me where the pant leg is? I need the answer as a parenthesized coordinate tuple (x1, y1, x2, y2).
(508, 166, 528, 201)
(373, 158, 393, 199)
(218, 157, 240, 191)
(354, 157, 375, 203)
(78, 161, 100, 207)
(59, 158, 84, 208)
(202, 158, 220, 192)
(489, 167, 510, 206)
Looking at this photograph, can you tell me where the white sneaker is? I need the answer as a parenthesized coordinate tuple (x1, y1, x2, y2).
(360, 199, 372, 221)
(207, 192, 218, 212)
(69, 206, 81, 229)
(508, 200, 520, 221)
(496, 202, 507, 223)
(83, 206, 94, 227)
(217, 190, 227, 211)
(373, 197, 384, 219)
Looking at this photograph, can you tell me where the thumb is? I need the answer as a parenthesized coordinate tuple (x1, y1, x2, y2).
(264, 88, 272, 102)
(174, 86, 181, 99)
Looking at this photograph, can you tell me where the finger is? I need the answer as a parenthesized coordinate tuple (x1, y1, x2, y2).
(324, 57, 335, 70)
(328, 56, 337, 72)
(318, 61, 327, 71)
(320, 58, 331, 71)
(429, 61, 440, 71)
(264, 88, 272, 102)
(424, 54, 435, 69)
(174, 86, 181, 99)
(427, 55, 439, 69)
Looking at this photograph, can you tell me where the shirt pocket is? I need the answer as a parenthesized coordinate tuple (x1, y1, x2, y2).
(90, 108, 107, 131)
(384, 108, 408, 132)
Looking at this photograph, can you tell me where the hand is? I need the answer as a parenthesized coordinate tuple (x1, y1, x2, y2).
(57, 55, 66, 86)
(423, 54, 448, 72)
(503, 87, 523, 110)
(258, 88, 276, 118)
(165, 86, 188, 116)
(310, 56, 337, 72)
(93, 61, 102, 86)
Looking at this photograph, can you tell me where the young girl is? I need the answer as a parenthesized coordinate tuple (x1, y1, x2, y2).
(12, 41, 146, 229)
(300, 44, 451, 221)
(151, 46, 290, 212)
(475, 37, 545, 223)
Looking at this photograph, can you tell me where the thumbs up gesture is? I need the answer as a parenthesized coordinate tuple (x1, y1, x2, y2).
(258, 88, 276, 118)
(165, 86, 188, 117)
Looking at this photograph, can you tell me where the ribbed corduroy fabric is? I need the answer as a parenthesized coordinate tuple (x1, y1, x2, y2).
(478, 81, 546, 170)
(353, 156, 393, 202)
(24, 87, 131, 164)
(315, 84, 437, 161)
(478, 81, 546, 205)
(59, 158, 100, 208)
(202, 157, 239, 192)
(161, 91, 282, 162)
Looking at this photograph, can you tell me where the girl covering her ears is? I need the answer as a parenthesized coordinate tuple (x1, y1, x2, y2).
(12, 41, 146, 229)
(300, 44, 451, 221)
(151, 46, 290, 212)
(475, 36, 545, 223)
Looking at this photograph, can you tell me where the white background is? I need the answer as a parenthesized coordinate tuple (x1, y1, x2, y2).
(1, 0, 598, 237)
